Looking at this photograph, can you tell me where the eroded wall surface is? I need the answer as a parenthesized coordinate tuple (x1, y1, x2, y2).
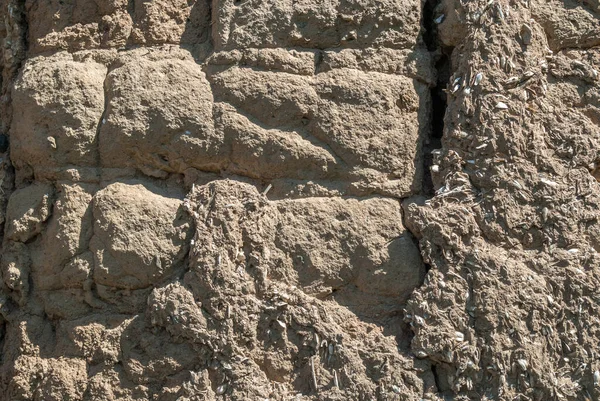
(406, 1, 600, 400)
(0, 0, 598, 400)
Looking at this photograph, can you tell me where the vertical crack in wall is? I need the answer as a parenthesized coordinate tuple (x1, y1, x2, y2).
(407, 0, 452, 272)
(409, 0, 453, 393)
(421, 0, 451, 197)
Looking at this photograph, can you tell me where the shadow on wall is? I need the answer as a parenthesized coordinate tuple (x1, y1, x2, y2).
(177, 0, 213, 47)
(562, 0, 599, 14)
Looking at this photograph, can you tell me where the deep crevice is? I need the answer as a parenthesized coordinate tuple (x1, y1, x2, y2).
(126, 0, 135, 18)
(403, 0, 450, 284)
(8, 0, 29, 78)
(431, 363, 442, 392)
(431, 52, 451, 144)
(408, 3, 456, 396)
(420, 0, 452, 197)
(423, 50, 453, 193)
(422, 0, 439, 52)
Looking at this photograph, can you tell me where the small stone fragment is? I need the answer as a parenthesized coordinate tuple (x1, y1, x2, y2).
(521, 24, 533, 45)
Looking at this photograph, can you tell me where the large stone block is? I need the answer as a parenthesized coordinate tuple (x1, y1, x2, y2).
(26, 0, 132, 52)
(90, 182, 193, 290)
(100, 57, 223, 177)
(273, 196, 424, 300)
(207, 60, 429, 195)
(312, 68, 427, 187)
(26, 0, 210, 53)
(11, 57, 106, 174)
(212, 0, 422, 51)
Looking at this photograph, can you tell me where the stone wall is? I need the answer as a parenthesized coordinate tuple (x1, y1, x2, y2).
(0, 0, 599, 400)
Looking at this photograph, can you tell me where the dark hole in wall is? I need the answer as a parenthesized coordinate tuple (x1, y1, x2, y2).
(420, 0, 454, 197)
(422, 48, 453, 196)
(422, 0, 438, 52)
(431, 52, 451, 142)
(431, 363, 442, 391)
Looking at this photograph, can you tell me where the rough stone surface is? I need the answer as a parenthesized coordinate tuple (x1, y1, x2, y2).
(11, 57, 106, 177)
(0, 0, 598, 400)
(90, 182, 193, 291)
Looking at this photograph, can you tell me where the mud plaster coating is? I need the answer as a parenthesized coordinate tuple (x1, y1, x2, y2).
(0, 0, 598, 400)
